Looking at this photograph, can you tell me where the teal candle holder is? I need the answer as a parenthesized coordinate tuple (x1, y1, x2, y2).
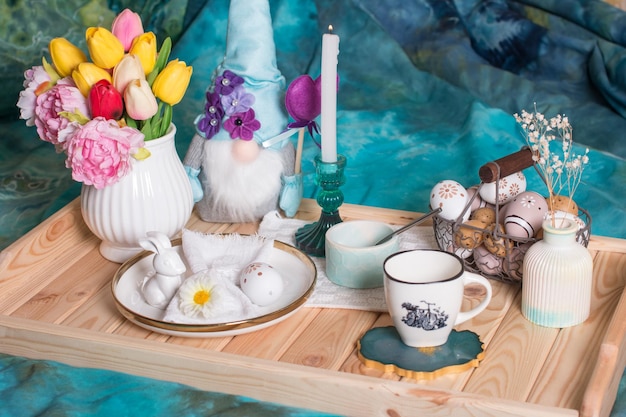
(295, 154, 346, 257)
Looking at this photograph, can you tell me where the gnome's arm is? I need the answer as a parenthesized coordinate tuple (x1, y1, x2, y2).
(183, 134, 205, 203)
(277, 141, 302, 217)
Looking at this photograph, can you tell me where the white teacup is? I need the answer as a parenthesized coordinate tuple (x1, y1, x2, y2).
(383, 249, 492, 347)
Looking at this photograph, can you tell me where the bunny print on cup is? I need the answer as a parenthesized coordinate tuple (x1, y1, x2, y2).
(139, 231, 187, 309)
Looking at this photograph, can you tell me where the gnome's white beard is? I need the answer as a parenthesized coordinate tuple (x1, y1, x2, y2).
(200, 139, 283, 222)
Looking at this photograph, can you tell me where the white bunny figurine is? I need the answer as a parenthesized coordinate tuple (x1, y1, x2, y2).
(139, 231, 186, 309)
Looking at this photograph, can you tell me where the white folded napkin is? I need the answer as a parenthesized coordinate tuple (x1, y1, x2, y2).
(257, 210, 438, 312)
(162, 230, 274, 324)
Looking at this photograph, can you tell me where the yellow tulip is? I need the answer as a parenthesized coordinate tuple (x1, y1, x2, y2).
(72, 62, 112, 96)
(85, 27, 124, 69)
(129, 32, 157, 75)
(49, 38, 87, 77)
(151, 59, 192, 105)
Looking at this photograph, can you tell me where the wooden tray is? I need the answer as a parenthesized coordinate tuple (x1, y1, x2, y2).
(1, 198, 626, 417)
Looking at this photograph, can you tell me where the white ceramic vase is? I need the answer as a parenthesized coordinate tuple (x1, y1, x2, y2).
(521, 218, 593, 328)
(81, 124, 193, 263)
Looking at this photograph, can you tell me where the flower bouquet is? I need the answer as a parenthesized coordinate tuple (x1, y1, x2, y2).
(16, 8, 192, 189)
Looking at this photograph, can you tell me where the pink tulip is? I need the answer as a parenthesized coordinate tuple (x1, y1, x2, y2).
(124, 78, 158, 120)
(111, 9, 144, 52)
(113, 54, 145, 94)
(89, 79, 124, 120)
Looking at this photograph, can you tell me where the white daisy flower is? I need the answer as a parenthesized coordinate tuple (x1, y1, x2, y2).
(178, 274, 223, 319)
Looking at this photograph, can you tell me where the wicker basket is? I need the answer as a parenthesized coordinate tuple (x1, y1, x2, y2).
(432, 149, 591, 284)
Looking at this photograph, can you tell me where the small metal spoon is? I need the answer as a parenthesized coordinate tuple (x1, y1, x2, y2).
(375, 208, 442, 245)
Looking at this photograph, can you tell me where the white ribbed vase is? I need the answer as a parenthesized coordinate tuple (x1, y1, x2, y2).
(521, 219, 593, 328)
(81, 124, 193, 263)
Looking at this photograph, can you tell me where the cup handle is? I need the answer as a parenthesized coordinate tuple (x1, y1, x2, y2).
(454, 272, 492, 326)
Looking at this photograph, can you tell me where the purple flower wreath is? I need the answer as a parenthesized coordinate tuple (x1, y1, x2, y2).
(196, 70, 260, 141)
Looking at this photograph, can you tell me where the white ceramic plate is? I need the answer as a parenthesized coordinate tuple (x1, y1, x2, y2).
(111, 238, 316, 338)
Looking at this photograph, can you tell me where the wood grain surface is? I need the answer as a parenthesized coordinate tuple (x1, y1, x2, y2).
(1, 198, 625, 417)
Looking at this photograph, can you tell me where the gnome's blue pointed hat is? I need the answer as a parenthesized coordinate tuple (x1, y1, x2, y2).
(195, 0, 288, 148)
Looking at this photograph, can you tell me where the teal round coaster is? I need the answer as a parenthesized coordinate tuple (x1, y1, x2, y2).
(357, 326, 485, 379)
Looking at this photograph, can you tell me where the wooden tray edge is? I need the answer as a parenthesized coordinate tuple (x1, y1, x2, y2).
(0, 314, 577, 417)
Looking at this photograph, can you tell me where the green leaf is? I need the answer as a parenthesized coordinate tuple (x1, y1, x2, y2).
(160, 104, 173, 137)
(148, 37, 172, 87)
(59, 109, 90, 125)
(141, 119, 153, 141)
(125, 115, 138, 129)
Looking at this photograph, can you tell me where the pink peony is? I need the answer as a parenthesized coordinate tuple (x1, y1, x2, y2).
(64, 117, 145, 188)
(34, 78, 90, 148)
(16, 65, 51, 126)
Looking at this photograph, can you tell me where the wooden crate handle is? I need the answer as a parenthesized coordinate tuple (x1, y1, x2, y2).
(478, 148, 535, 183)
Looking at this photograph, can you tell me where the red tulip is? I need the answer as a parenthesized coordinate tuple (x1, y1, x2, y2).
(89, 79, 124, 120)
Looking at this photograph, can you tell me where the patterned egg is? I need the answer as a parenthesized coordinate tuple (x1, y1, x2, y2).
(473, 244, 504, 276)
(503, 191, 549, 239)
(478, 172, 527, 205)
(467, 185, 488, 212)
(503, 243, 532, 282)
(449, 244, 473, 259)
(430, 180, 470, 221)
(240, 262, 284, 306)
(483, 223, 513, 258)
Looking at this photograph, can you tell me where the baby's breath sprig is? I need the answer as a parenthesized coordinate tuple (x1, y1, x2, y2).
(514, 105, 590, 227)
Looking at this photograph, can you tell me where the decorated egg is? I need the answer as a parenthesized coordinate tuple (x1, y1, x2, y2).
(483, 223, 513, 258)
(471, 207, 496, 225)
(448, 244, 473, 259)
(454, 219, 487, 249)
(240, 262, 284, 306)
(503, 191, 549, 239)
(503, 243, 532, 282)
(430, 180, 470, 221)
(473, 245, 504, 276)
(547, 195, 578, 215)
(478, 172, 527, 205)
(467, 186, 488, 212)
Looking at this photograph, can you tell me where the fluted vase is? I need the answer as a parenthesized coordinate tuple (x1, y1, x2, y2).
(81, 124, 193, 263)
(521, 218, 593, 328)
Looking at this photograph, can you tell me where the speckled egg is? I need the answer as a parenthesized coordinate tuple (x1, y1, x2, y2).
(430, 180, 470, 221)
(473, 244, 504, 276)
(240, 262, 284, 306)
(483, 223, 514, 258)
(478, 172, 527, 205)
(471, 207, 496, 226)
(503, 191, 549, 239)
(547, 195, 578, 215)
(454, 219, 488, 249)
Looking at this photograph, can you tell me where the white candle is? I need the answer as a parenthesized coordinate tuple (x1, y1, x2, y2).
(321, 25, 339, 163)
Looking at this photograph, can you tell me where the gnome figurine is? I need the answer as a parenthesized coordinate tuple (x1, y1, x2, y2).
(183, 0, 301, 223)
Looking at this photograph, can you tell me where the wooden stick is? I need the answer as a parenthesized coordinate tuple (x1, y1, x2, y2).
(294, 128, 305, 174)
